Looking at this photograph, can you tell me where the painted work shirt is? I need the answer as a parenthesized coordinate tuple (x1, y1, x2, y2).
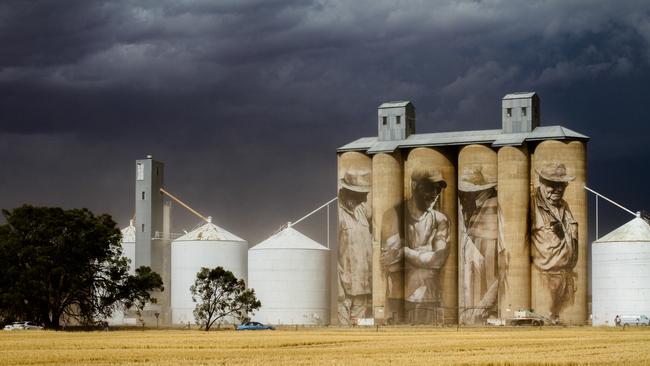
(338, 202, 373, 296)
(459, 190, 499, 321)
(404, 207, 450, 303)
(532, 187, 578, 272)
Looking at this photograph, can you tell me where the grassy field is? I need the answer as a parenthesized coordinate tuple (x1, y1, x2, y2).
(1, 327, 649, 365)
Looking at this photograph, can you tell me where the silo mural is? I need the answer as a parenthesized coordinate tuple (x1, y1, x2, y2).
(337, 152, 373, 325)
(403, 147, 457, 325)
(531, 140, 587, 324)
(497, 146, 531, 319)
(457, 145, 500, 325)
(373, 152, 404, 324)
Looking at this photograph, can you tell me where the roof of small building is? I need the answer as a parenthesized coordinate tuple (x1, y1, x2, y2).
(174, 221, 246, 242)
(378, 101, 411, 109)
(503, 92, 537, 99)
(595, 216, 650, 243)
(338, 125, 589, 153)
(250, 226, 328, 251)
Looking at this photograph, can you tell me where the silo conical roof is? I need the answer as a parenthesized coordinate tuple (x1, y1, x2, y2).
(595, 216, 650, 243)
(121, 223, 136, 243)
(174, 221, 245, 242)
(251, 227, 328, 250)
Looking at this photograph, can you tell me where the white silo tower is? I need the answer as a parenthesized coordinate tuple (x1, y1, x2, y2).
(109, 220, 138, 326)
(171, 217, 248, 325)
(121, 219, 136, 275)
(249, 226, 330, 325)
(592, 213, 650, 326)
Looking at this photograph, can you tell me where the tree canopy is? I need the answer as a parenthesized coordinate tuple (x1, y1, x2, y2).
(191, 266, 261, 331)
(0, 205, 163, 329)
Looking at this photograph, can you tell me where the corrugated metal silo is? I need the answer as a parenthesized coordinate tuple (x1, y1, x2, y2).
(497, 146, 531, 319)
(404, 147, 457, 325)
(121, 220, 136, 275)
(457, 144, 498, 325)
(592, 215, 650, 326)
(531, 140, 587, 324)
(248, 227, 330, 325)
(170, 219, 247, 325)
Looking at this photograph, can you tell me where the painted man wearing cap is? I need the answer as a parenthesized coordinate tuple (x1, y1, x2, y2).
(532, 162, 578, 322)
(338, 169, 373, 325)
(458, 166, 501, 325)
(402, 167, 450, 324)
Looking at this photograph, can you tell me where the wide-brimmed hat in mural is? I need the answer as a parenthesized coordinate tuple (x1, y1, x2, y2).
(536, 162, 575, 182)
(411, 166, 447, 188)
(459, 166, 497, 192)
(339, 169, 371, 193)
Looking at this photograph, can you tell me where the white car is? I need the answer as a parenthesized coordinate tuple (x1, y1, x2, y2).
(3, 321, 43, 330)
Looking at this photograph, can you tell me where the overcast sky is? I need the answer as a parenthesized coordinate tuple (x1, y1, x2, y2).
(1, 0, 649, 245)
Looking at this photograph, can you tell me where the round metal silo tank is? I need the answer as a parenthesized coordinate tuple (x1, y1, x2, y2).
(109, 221, 137, 326)
(121, 220, 136, 275)
(170, 220, 248, 325)
(592, 215, 650, 326)
(248, 227, 330, 325)
(497, 146, 531, 320)
(404, 147, 457, 325)
(531, 140, 587, 324)
(372, 151, 404, 324)
(457, 144, 498, 325)
(336, 151, 372, 325)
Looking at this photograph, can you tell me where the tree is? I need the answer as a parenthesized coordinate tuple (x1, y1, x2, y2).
(0, 205, 163, 329)
(190, 267, 261, 331)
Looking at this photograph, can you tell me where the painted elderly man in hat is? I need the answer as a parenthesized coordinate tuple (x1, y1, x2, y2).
(337, 169, 373, 325)
(401, 167, 450, 324)
(458, 167, 500, 325)
(532, 162, 578, 322)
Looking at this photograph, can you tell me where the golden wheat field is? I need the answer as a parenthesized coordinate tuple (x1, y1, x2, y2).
(1, 327, 649, 365)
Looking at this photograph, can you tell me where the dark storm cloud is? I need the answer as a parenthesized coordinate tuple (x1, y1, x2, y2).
(1, 0, 650, 243)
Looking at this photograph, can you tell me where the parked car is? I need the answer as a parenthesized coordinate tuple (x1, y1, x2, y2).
(3, 321, 43, 331)
(619, 315, 649, 326)
(236, 321, 275, 330)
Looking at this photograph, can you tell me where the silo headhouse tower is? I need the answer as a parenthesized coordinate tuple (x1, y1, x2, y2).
(336, 92, 589, 326)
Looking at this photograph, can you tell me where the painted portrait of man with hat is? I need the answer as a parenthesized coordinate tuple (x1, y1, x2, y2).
(337, 168, 373, 325)
(401, 166, 450, 324)
(532, 161, 578, 322)
(458, 166, 501, 325)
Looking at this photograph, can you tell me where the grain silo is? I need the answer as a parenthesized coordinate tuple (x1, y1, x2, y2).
(336, 151, 372, 325)
(248, 226, 330, 325)
(592, 214, 650, 326)
(121, 219, 136, 275)
(458, 144, 498, 325)
(109, 220, 138, 326)
(531, 140, 587, 324)
(170, 217, 248, 325)
(337, 92, 589, 326)
(404, 147, 457, 325)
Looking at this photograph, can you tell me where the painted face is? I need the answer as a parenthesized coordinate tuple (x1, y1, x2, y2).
(541, 179, 567, 205)
(413, 180, 441, 211)
(340, 189, 367, 211)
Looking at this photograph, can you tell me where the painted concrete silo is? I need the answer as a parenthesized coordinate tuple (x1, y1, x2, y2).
(404, 147, 457, 325)
(372, 151, 404, 324)
(170, 218, 247, 325)
(592, 214, 650, 326)
(531, 140, 587, 324)
(457, 144, 498, 325)
(336, 151, 372, 325)
(497, 145, 531, 319)
(248, 227, 330, 325)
